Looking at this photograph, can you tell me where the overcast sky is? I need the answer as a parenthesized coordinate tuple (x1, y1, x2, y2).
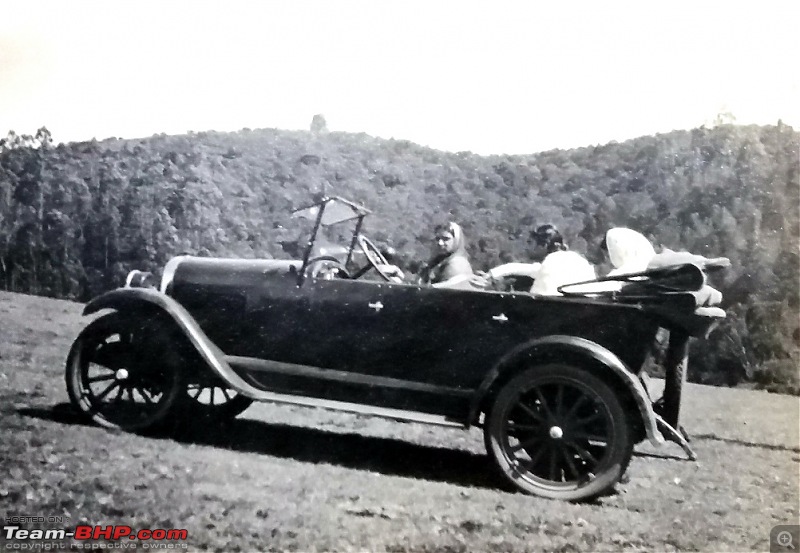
(1, 1, 798, 155)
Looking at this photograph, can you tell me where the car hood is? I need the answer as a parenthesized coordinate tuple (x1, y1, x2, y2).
(161, 255, 301, 293)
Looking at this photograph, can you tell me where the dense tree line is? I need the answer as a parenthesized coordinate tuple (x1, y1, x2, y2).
(1, 124, 797, 392)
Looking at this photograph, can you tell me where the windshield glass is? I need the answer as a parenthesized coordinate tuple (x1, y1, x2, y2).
(292, 197, 369, 226)
(288, 197, 370, 265)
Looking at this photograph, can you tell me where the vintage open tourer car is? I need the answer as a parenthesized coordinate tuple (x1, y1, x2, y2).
(65, 195, 727, 501)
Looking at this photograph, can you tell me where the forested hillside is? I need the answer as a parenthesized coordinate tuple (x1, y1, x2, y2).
(0, 124, 797, 391)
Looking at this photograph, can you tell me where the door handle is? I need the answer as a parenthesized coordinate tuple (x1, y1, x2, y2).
(492, 313, 508, 323)
(368, 301, 384, 312)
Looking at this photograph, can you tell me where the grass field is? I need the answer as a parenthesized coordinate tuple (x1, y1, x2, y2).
(0, 290, 798, 552)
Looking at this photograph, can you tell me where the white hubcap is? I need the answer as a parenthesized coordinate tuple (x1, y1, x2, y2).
(549, 425, 563, 439)
(115, 369, 129, 381)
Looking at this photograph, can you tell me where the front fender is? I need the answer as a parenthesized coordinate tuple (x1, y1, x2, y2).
(82, 288, 257, 398)
(470, 335, 664, 447)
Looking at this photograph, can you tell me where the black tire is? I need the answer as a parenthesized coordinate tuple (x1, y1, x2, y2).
(65, 312, 183, 432)
(484, 363, 634, 501)
(181, 383, 253, 422)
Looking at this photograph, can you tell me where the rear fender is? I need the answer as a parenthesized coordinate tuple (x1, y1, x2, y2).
(470, 335, 664, 447)
(83, 288, 257, 398)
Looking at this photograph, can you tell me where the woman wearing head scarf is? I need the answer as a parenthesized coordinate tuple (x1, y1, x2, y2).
(605, 229, 727, 305)
(419, 222, 474, 288)
(602, 227, 657, 276)
(578, 227, 658, 293)
(595, 227, 725, 306)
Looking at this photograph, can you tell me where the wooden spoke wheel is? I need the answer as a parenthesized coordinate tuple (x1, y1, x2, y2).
(66, 313, 183, 432)
(183, 382, 253, 421)
(484, 364, 633, 501)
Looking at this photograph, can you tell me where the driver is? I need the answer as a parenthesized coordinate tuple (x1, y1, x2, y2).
(419, 222, 474, 288)
(379, 222, 476, 289)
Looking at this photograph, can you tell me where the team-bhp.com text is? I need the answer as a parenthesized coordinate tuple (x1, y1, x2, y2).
(3, 525, 188, 549)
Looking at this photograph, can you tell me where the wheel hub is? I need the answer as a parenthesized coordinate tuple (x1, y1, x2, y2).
(549, 425, 564, 439)
(115, 369, 129, 381)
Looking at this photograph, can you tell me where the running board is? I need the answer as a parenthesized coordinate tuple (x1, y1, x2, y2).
(243, 388, 467, 428)
(226, 355, 471, 398)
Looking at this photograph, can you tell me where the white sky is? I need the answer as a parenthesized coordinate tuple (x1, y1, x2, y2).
(1, 1, 798, 155)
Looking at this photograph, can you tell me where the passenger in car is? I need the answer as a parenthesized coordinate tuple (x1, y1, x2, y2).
(601, 227, 657, 276)
(528, 226, 595, 295)
(474, 224, 596, 295)
(577, 227, 660, 294)
(530, 249, 596, 295)
(418, 222, 475, 288)
(531, 224, 568, 256)
(599, 227, 726, 305)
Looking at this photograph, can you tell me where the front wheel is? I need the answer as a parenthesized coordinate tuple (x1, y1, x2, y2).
(182, 382, 253, 422)
(66, 312, 184, 432)
(484, 364, 633, 501)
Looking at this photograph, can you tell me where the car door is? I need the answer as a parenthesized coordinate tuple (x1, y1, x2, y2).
(237, 273, 391, 367)
(355, 283, 530, 389)
(242, 274, 542, 395)
(297, 278, 532, 390)
(295, 277, 401, 370)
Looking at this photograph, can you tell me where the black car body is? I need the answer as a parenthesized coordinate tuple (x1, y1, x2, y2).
(66, 196, 726, 500)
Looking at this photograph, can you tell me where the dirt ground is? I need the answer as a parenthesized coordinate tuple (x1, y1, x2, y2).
(1, 290, 798, 552)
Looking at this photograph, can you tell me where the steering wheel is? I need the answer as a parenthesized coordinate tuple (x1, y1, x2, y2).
(357, 235, 403, 283)
(305, 256, 350, 280)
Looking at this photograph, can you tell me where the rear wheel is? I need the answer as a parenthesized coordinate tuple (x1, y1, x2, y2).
(484, 364, 633, 501)
(66, 312, 183, 432)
